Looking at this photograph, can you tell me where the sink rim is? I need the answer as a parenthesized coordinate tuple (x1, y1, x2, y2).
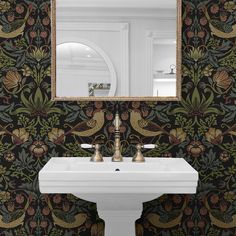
(39, 157, 199, 194)
(40, 157, 198, 172)
(39, 157, 198, 181)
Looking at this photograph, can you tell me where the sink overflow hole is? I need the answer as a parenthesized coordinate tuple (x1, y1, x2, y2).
(115, 168, 120, 171)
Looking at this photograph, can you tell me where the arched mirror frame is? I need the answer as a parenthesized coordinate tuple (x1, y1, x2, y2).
(55, 39, 117, 97)
(51, 0, 182, 101)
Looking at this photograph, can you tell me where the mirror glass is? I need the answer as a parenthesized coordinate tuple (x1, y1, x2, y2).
(52, 0, 181, 101)
(153, 37, 177, 97)
(57, 42, 116, 97)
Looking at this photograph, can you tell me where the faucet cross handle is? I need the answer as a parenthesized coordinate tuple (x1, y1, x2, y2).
(132, 144, 157, 163)
(132, 144, 145, 163)
(80, 143, 104, 162)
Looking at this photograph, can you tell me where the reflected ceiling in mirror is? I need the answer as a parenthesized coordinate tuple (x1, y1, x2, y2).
(51, 0, 182, 101)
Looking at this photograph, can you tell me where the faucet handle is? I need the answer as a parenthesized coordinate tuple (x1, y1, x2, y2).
(81, 144, 94, 149)
(80, 144, 104, 162)
(142, 144, 157, 149)
(132, 144, 157, 163)
(132, 144, 145, 163)
(91, 144, 104, 162)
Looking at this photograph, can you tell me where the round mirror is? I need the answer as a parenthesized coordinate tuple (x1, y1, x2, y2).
(56, 41, 117, 97)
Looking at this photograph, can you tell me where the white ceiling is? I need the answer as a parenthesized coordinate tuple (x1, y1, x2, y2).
(57, 0, 176, 9)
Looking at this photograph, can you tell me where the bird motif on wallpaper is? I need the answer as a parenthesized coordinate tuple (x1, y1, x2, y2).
(130, 110, 165, 137)
(54, 110, 105, 144)
(202, 6, 236, 39)
(70, 110, 105, 137)
(47, 199, 87, 228)
(145, 199, 187, 229)
(0, 201, 29, 228)
(205, 199, 236, 228)
(0, 9, 30, 39)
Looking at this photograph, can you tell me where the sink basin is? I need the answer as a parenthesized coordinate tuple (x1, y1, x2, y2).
(39, 157, 198, 236)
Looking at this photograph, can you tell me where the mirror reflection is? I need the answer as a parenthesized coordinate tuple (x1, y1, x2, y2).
(52, 0, 181, 100)
(57, 42, 116, 97)
(153, 38, 176, 97)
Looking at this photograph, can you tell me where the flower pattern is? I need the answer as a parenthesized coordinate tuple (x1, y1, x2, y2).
(29, 141, 48, 158)
(0, 0, 236, 235)
(213, 70, 232, 90)
(2, 70, 22, 90)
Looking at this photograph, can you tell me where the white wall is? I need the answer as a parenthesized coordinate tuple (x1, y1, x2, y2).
(153, 44, 176, 74)
(57, 28, 120, 96)
(129, 18, 175, 96)
(153, 79, 176, 97)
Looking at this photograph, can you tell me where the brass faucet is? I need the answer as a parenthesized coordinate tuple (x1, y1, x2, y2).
(132, 144, 157, 163)
(112, 112, 123, 162)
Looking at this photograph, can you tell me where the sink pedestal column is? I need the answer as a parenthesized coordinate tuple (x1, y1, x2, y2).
(79, 193, 162, 236)
(98, 209, 141, 236)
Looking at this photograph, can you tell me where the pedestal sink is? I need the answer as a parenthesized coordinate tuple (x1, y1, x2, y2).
(39, 157, 198, 236)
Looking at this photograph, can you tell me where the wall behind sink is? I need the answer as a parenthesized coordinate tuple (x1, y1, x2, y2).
(0, 0, 235, 235)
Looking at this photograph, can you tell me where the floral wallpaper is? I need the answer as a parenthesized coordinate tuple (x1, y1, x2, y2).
(0, 0, 236, 235)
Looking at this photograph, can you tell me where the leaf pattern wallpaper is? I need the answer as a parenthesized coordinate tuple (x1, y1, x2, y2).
(0, 0, 236, 235)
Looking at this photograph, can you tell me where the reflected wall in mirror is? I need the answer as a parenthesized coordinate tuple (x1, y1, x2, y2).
(56, 41, 117, 97)
(52, 0, 182, 101)
(146, 31, 177, 97)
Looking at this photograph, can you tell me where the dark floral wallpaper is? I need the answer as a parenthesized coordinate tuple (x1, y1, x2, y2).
(0, 0, 236, 235)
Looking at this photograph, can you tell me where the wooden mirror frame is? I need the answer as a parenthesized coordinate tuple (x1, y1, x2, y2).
(51, 0, 182, 101)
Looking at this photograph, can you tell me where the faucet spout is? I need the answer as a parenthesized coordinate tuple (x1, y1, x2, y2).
(112, 112, 123, 162)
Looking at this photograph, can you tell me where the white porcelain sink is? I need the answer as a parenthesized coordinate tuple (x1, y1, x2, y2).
(39, 157, 198, 236)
